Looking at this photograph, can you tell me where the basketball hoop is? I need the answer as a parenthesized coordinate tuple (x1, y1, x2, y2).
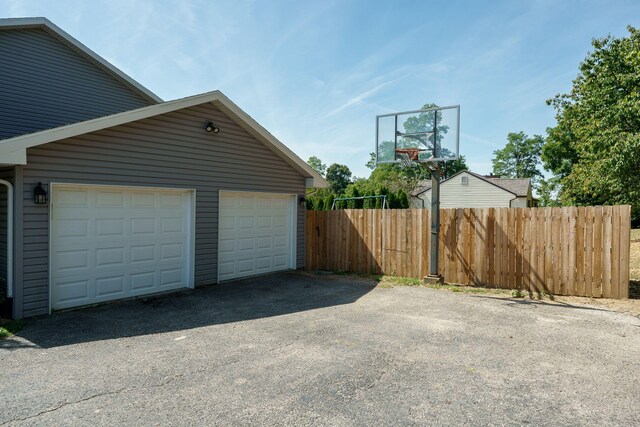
(395, 147, 426, 168)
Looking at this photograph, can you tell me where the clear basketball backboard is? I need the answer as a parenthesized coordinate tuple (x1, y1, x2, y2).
(375, 105, 460, 164)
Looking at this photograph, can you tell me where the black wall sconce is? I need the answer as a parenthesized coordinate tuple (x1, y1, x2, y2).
(205, 122, 220, 133)
(298, 195, 307, 207)
(33, 182, 47, 205)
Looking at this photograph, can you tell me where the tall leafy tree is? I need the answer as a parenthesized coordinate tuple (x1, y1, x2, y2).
(306, 156, 327, 177)
(325, 163, 352, 195)
(442, 155, 468, 179)
(542, 26, 640, 219)
(492, 132, 544, 183)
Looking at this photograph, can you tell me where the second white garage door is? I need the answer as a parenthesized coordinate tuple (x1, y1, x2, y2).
(218, 191, 296, 281)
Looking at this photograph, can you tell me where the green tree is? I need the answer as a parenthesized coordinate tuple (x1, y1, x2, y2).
(492, 132, 544, 183)
(442, 155, 468, 179)
(306, 156, 327, 177)
(326, 163, 352, 195)
(537, 177, 562, 207)
(543, 26, 640, 219)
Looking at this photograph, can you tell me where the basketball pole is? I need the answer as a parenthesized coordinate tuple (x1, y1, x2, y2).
(429, 167, 440, 278)
(425, 109, 444, 285)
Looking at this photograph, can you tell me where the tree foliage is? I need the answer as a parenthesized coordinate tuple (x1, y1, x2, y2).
(306, 156, 327, 177)
(542, 26, 640, 219)
(492, 132, 544, 184)
(305, 101, 466, 210)
(325, 163, 352, 195)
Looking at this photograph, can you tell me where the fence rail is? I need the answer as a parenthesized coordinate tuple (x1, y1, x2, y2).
(305, 206, 631, 298)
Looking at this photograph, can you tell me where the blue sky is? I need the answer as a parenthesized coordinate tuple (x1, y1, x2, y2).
(3, 0, 639, 178)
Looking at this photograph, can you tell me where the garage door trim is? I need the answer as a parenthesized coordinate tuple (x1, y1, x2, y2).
(217, 190, 297, 283)
(48, 182, 196, 314)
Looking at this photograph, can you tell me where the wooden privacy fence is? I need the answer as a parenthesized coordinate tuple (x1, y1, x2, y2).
(305, 206, 631, 299)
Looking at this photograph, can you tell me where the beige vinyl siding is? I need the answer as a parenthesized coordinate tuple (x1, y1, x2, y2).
(0, 28, 152, 139)
(510, 197, 528, 208)
(18, 103, 306, 317)
(417, 172, 515, 209)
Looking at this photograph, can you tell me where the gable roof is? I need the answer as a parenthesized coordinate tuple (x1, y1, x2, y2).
(0, 90, 326, 187)
(412, 170, 531, 197)
(484, 176, 531, 197)
(0, 17, 162, 104)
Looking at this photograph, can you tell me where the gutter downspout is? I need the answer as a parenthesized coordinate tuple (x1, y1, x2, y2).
(0, 179, 13, 299)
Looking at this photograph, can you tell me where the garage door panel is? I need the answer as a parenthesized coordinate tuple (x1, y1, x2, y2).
(95, 247, 125, 267)
(219, 192, 294, 281)
(131, 218, 155, 234)
(96, 218, 125, 237)
(96, 191, 124, 207)
(237, 258, 255, 273)
(131, 192, 155, 207)
(131, 271, 155, 291)
(131, 245, 155, 263)
(56, 249, 89, 271)
(51, 185, 193, 310)
(161, 217, 184, 233)
(55, 219, 89, 238)
(95, 276, 125, 297)
(56, 189, 89, 207)
(160, 268, 184, 287)
(55, 279, 90, 304)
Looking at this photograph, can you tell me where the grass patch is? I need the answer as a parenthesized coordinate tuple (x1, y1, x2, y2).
(374, 275, 512, 295)
(0, 319, 23, 339)
(314, 270, 539, 297)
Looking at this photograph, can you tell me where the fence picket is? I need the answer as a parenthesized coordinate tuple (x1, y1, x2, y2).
(305, 206, 630, 299)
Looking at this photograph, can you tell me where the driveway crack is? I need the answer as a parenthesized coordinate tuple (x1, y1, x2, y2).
(1, 387, 129, 425)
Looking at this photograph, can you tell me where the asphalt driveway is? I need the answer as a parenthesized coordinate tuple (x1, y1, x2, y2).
(1, 272, 639, 426)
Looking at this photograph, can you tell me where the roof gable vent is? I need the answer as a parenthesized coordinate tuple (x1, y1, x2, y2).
(461, 176, 469, 185)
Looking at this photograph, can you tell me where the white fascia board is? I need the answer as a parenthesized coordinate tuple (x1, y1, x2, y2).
(0, 149, 27, 166)
(0, 17, 162, 104)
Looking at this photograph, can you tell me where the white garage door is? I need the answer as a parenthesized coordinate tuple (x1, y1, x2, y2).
(51, 184, 194, 310)
(218, 191, 296, 281)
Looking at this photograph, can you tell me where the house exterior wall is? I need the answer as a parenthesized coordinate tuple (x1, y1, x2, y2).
(16, 103, 307, 318)
(414, 172, 515, 209)
(510, 196, 529, 208)
(0, 28, 153, 140)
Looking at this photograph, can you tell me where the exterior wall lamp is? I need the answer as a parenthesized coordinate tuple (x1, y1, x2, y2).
(205, 122, 220, 133)
(33, 182, 48, 205)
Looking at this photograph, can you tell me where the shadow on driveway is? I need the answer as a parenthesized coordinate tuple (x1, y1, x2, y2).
(1, 272, 375, 350)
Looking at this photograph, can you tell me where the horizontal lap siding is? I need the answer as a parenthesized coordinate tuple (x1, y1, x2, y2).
(21, 103, 306, 317)
(419, 172, 515, 209)
(0, 28, 152, 139)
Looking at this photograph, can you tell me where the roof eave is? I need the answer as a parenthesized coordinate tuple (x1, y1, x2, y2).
(0, 90, 327, 188)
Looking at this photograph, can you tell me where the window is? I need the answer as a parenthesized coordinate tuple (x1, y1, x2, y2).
(461, 176, 469, 185)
